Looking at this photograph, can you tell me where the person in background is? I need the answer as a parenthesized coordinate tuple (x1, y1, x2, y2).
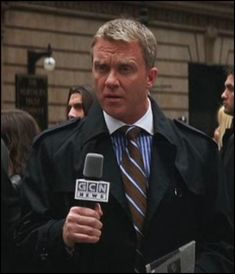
(66, 85, 95, 120)
(213, 105, 233, 150)
(16, 18, 233, 273)
(1, 109, 40, 273)
(220, 66, 234, 243)
(1, 139, 21, 273)
(1, 109, 41, 191)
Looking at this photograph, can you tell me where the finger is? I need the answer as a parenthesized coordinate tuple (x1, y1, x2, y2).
(95, 203, 103, 218)
(73, 233, 101, 244)
(71, 206, 101, 219)
(72, 225, 102, 240)
(76, 215, 103, 230)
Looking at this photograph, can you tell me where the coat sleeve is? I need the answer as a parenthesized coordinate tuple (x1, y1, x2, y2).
(194, 142, 234, 273)
(173, 120, 233, 272)
(15, 138, 77, 272)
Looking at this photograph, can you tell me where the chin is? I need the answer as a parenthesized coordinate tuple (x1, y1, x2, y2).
(106, 109, 122, 119)
(104, 105, 122, 117)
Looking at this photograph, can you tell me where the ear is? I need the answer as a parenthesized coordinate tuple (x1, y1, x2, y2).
(147, 67, 158, 89)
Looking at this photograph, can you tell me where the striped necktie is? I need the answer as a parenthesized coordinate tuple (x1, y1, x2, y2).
(120, 126, 148, 272)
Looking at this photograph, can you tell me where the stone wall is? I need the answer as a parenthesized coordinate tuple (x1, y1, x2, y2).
(1, 1, 234, 126)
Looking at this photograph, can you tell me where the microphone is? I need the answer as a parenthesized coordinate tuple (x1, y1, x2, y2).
(74, 153, 110, 208)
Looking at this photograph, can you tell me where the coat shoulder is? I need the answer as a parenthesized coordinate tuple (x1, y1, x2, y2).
(33, 118, 82, 147)
(173, 119, 217, 146)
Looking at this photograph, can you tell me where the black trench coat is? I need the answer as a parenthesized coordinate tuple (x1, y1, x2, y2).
(16, 98, 233, 273)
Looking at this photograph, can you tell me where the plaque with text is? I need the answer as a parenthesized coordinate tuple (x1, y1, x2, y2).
(15, 74, 48, 130)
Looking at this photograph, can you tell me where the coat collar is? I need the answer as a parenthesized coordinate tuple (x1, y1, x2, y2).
(80, 102, 109, 145)
(80, 97, 178, 146)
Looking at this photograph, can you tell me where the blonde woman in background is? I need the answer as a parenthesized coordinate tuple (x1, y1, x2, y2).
(213, 105, 233, 150)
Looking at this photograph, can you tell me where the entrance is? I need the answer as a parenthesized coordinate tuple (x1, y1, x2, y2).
(188, 63, 226, 137)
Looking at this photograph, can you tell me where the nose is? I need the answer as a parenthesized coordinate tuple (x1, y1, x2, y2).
(105, 70, 119, 89)
(68, 107, 81, 119)
(221, 88, 227, 100)
(68, 108, 76, 119)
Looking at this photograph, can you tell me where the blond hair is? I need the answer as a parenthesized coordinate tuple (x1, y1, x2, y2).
(91, 18, 157, 69)
(214, 106, 233, 149)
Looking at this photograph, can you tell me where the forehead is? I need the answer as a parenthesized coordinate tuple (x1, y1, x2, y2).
(69, 93, 82, 102)
(92, 39, 143, 61)
(225, 74, 234, 85)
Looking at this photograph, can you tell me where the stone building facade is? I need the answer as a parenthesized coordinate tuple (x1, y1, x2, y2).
(1, 1, 234, 127)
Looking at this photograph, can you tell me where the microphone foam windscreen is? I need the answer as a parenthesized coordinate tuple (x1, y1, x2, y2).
(83, 153, 104, 179)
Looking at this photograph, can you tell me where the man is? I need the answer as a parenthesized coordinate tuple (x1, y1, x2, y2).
(66, 85, 95, 120)
(220, 67, 234, 236)
(16, 18, 233, 273)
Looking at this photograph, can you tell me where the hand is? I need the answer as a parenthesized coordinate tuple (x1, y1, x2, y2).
(63, 203, 103, 248)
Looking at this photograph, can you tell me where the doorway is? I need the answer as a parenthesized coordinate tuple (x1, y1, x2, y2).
(188, 63, 226, 137)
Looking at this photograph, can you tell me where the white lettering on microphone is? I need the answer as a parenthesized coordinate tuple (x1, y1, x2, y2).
(74, 179, 110, 202)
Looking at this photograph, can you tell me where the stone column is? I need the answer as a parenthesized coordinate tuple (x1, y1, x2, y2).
(204, 25, 218, 64)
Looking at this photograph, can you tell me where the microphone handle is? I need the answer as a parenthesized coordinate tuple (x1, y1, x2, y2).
(80, 200, 96, 209)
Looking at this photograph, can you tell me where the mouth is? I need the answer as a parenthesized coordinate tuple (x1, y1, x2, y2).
(103, 95, 122, 102)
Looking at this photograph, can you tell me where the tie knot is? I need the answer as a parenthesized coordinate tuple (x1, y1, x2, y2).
(121, 126, 141, 140)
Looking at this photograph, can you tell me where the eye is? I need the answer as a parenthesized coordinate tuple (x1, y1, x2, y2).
(119, 64, 134, 75)
(227, 85, 234, 92)
(74, 103, 83, 110)
(94, 63, 109, 74)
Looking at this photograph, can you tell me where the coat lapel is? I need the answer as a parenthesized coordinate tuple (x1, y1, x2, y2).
(100, 141, 130, 214)
(145, 98, 178, 226)
(79, 103, 131, 216)
(146, 135, 177, 225)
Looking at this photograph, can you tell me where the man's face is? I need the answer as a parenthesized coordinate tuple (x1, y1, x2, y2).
(68, 93, 85, 120)
(92, 39, 158, 124)
(221, 74, 234, 116)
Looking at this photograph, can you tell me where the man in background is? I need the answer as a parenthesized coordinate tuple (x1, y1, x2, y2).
(66, 85, 95, 120)
(220, 66, 234, 240)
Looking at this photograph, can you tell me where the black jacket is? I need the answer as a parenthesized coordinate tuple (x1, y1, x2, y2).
(16, 99, 233, 273)
(1, 140, 21, 273)
(221, 123, 234, 238)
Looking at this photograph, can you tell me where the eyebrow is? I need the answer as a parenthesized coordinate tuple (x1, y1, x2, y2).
(73, 103, 83, 107)
(94, 59, 136, 65)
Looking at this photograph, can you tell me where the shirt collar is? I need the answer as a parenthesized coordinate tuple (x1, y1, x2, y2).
(103, 99, 153, 135)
